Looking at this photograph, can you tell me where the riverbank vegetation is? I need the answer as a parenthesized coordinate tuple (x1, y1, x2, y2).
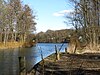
(0, 0, 36, 49)
(66, 0, 100, 54)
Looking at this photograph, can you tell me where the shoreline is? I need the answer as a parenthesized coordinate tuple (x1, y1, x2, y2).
(0, 42, 36, 49)
(31, 52, 100, 75)
(0, 42, 24, 49)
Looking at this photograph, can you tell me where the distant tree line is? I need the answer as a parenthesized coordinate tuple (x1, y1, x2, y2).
(0, 0, 36, 44)
(36, 29, 73, 43)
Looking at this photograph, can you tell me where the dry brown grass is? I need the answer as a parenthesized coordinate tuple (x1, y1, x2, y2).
(0, 42, 25, 49)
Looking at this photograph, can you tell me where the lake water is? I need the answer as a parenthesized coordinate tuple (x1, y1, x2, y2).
(0, 43, 68, 75)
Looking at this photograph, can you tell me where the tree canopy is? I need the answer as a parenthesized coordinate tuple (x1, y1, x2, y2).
(0, 0, 36, 44)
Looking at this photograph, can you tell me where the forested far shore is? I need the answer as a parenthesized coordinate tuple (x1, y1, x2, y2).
(36, 29, 73, 43)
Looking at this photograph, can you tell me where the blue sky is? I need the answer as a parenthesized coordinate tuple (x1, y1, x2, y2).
(22, 0, 73, 33)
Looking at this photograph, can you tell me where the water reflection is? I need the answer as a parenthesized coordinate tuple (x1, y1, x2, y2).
(0, 49, 19, 75)
(0, 43, 68, 75)
(0, 47, 36, 75)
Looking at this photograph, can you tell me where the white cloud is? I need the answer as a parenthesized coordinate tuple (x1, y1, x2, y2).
(53, 13, 64, 17)
(53, 9, 73, 17)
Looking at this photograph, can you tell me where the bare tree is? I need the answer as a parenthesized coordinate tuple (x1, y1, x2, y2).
(66, 0, 100, 53)
(0, 0, 36, 46)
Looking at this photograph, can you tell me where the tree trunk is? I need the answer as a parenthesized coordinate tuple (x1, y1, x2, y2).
(4, 31, 7, 45)
(14, 32, 17, 41)
(23, 32, 27, 42)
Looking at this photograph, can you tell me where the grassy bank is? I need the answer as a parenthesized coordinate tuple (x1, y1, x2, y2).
(0, 42, 25, 49)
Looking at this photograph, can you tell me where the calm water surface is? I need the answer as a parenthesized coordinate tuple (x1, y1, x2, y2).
(0, 43, 68, 75)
